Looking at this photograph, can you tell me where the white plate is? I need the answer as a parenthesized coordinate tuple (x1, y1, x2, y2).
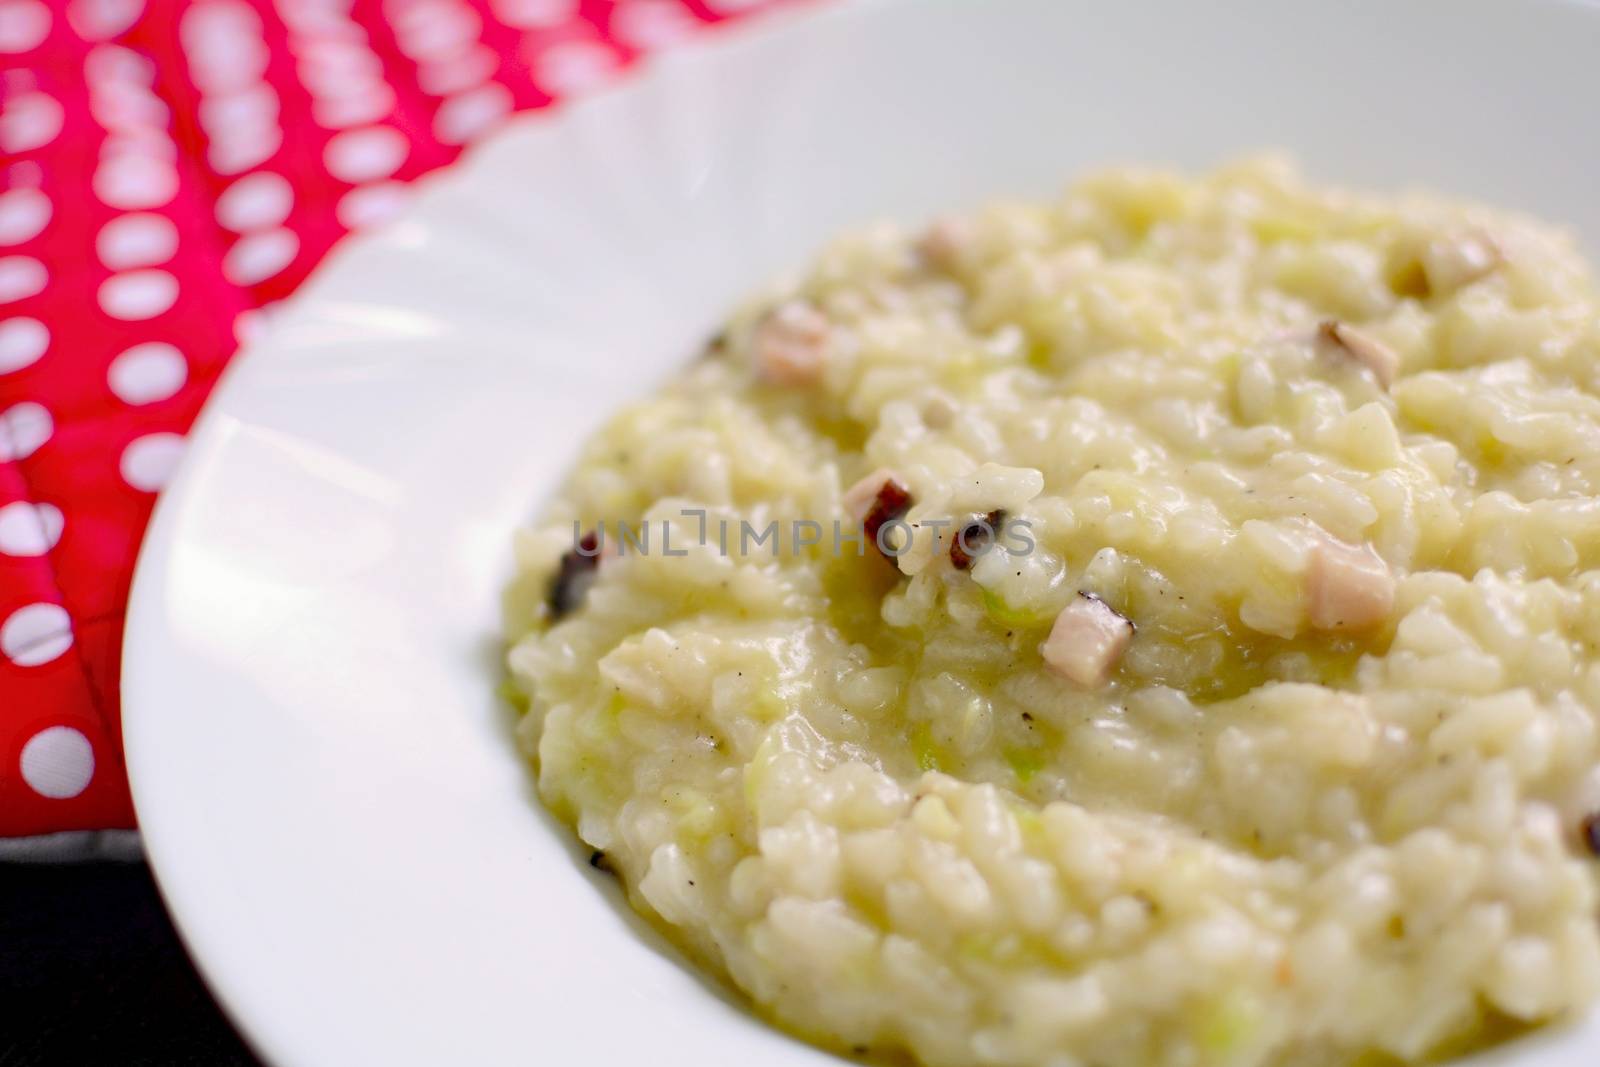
(124, 1, 1600, 1064)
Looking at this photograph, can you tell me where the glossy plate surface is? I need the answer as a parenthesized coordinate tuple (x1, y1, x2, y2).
(125, 1, 1600, 1063)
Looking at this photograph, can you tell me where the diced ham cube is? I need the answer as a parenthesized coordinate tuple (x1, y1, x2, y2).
(755, 301, 831, 385)
(1040, 594, 1134, 688)
(1317, 321, 1401, 389)
(1306, 536, 1395, 631)
(843, 468, 905, 524)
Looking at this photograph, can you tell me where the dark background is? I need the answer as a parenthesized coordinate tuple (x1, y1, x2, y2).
(1, 862, 260, 1066)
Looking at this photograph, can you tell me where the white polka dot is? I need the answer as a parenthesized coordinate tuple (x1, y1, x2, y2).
(0, 186, 51, 245)
(93, 154, 179, 210)
(0, 0, 52, 53)
(296, 40, 383, 92)
(108, 340, 186, 404)
(528, 39, 621, 97)
(67, 0, 145, 40)
(233, 306, 270, 346)
(312, 84, 394, 131)
(191, 60, 266, 105)
(0, 90, 65, 153)
(209, 124, 283, 176)
(223, 227, 298, 286)
(215, 171, 292, 233)
(0, 317, 47, 373)
(490, 0, 577, 29)
(433, 81, 512, 146)
(610, 0, 699, 51)
(300, 65, 373, 101)
(120, 431, 185, 491)
(20, 726, 94, 799)
(8, 160, 42, 185)
(87, 71, 168, 131)
(98, 269, 178, 320)
(84, 40, 156, 86)
(0, 255, 47, 301)
(393, 4, 480, 63)
(96, 212, 177, 268)
(181, 3, 269, 88)
(416, 44, 499, 97)
(0, 401, 52, 460)
(0, 500, 63, 556)
(336, 182, 410, 231)
(0, 603, 72, 668)
(323, 126, 409, 184)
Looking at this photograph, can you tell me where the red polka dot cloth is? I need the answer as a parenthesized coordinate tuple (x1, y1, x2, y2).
(0, 0, 795, 841)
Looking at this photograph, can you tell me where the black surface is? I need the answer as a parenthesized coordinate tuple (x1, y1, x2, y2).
(0, 861, 261, 1067)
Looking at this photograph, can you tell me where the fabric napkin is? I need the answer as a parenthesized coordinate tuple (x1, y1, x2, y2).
(0, 0, 792, 844)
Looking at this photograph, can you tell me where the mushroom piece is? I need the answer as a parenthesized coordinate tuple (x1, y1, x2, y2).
(1317, 320, 1401, 389)
(1421, 230, 1501, 295)
(548, 530, 614, 620)
(1306, 535, 1395, 631)
(951, 510, 1003, 571)
(1040, 593, 1134, 689)
(754, 300, 831, 386)
(1581, 814, 1600, 858)
(843, 468, 905, 523)
(842, 469, 913, 557)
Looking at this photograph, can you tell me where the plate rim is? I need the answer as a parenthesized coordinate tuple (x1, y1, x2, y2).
(119, 4, 861, 1063)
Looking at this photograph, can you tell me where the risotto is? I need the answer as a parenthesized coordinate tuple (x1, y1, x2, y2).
(503, 158, 1600, 1067)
